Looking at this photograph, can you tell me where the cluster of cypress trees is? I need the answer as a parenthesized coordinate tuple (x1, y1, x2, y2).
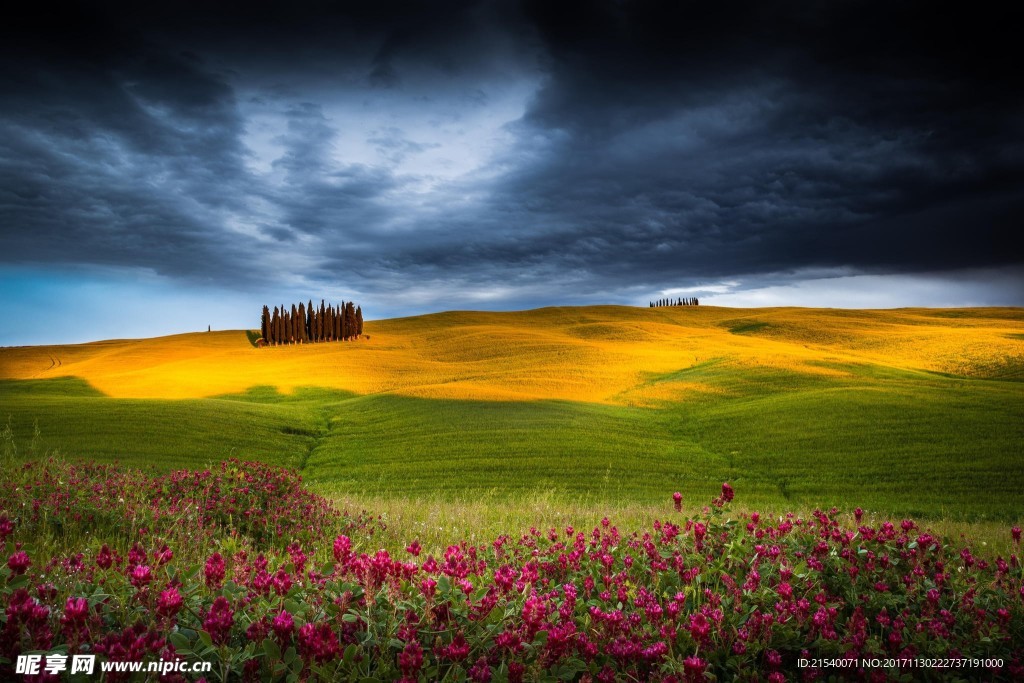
(650, 297, 699, 307)
(259, 300, 363, 346)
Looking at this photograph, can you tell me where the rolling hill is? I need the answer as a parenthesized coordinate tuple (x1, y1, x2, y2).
(1, 305, 1022, 519)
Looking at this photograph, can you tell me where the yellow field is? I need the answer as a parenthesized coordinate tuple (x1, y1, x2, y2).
(1, 306, 1022, 403)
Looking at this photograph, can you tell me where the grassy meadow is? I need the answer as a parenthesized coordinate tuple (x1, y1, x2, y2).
(1, 305, 1022, 531)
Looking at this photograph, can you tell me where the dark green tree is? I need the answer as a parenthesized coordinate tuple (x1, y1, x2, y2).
(344, 302, 356, 340)
(307, 300, 314, 340)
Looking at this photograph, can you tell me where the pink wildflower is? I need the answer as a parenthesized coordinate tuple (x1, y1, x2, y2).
(61, 597, 89, 624)
(204, 552, 226, 589)
(129, 564, 152, 589)
(96, 544, 113, 569)
(203, 596, 234, 645)
(7, 550, 31, 575)
(156, 587, 183, 618)
(398, 640, 423, 676)
(272, 610, 295, 643)
(683, 655, 707, 682)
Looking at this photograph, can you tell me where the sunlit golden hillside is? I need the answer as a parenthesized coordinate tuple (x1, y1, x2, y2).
(1, 306, 1022, 403)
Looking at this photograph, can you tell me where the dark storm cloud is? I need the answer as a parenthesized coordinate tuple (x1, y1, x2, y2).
(1, 1, 1022, 307)
(483, 0, 1024, 287)
(0, 6, 260, 282)
(266, 102, 405, 249)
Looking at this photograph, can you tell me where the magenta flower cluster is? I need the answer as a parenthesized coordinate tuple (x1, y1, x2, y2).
(2, 463, 1022, 681)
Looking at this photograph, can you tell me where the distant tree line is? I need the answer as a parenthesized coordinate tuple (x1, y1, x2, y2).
(259, 300, 363, 346)
(650, 297, 699, 307)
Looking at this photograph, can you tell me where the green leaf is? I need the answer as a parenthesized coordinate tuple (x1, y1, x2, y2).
(6, 574, 30, 590)
(558, 658, 586, 679)
(87, 593, 113, 607)
(197, 630, 214, 649)
(168, 632, 191, 651)
(264, 638, 282, 662)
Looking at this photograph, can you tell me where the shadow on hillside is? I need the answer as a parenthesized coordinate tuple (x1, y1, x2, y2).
(0, 377, 106, 398)
(213, 385, 360, 404)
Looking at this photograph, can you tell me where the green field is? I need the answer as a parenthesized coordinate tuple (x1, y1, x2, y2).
(3, 354, 1022, 522)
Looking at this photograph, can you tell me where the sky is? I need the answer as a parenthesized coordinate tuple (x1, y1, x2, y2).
(1, 1, 1022, 345)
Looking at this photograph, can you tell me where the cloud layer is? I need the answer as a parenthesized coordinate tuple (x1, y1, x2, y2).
(1, 0, 1022, 340)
